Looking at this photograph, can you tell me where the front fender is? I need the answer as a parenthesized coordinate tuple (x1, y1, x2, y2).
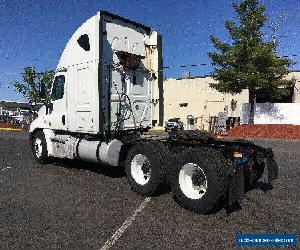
(29, 116, 50, 133)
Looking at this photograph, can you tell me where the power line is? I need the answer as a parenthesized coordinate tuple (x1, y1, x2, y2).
(0, 54, 298, 82)
(162, 63, 208, 69)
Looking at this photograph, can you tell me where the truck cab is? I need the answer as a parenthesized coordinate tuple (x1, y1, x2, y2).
(31, 11, 160, 136)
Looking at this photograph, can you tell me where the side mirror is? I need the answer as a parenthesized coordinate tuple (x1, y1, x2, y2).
(46, 102, 53, 114)
(151, 73, 157, 80)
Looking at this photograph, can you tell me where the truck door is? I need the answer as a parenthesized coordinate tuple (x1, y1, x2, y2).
(48, 73, 67, 130)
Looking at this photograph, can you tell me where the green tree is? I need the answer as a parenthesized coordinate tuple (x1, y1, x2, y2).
(12, 67, 54, 108)
(208, 0, 295, 124)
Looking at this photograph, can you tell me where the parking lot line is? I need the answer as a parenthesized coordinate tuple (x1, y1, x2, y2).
(100, 197, 151, 250)
(1, 166, 12, 171)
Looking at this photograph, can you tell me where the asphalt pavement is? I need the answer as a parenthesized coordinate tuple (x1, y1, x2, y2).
(0, 131, 299, 248)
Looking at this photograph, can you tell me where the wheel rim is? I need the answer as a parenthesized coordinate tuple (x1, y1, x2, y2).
(131, 154, 151, 185)
(179, 163, 207, 200)
(34, 138, 43, 158)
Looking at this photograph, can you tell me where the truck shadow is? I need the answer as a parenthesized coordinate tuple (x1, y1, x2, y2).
(50, 158, 173, 196)
(256, 181, 273, 193)
(48, 159, 273, 212)
(225, 201, 243, 215)
(52, 158, 126, 178)
(225, 180, 274, 215)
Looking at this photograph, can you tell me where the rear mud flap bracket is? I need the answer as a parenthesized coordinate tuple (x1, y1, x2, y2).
(265, 156, 278, 185)
(228, 167, 244, 206)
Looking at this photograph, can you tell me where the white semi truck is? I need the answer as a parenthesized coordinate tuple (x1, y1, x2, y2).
(30, 11, 278, 213)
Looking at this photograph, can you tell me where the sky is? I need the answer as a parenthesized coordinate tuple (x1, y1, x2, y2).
(0, 0, 299, 102)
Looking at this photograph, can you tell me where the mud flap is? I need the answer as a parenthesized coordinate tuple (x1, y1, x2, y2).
(228, 167, 244, 206)
(264, 148, 278, 185)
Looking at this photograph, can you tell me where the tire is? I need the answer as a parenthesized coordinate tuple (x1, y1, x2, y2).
(244, 160, 265, 191)
(125, 142, 165, 195)
(31, 131, 49, 164)
(170, 147, 229, 214)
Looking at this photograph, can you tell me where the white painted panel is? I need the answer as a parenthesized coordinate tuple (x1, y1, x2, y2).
(76, 111, 94, 129)
(131, 74, 149, 96)
(101, 16, 155, 130)
(106, 22, 145, 56)
(241, 103, 300, 125)
(77, 68, 90, 107)
(58, 13, 100, 134)
(132, 100, 149, 123)
(57, 13, 100, 70)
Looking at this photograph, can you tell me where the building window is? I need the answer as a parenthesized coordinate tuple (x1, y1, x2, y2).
(179, 103, 188, 107)
(132, 74, 137, 85)
(231, 99, 237, 111)
(256, 87, 294, 103)
(152, 120, 158, 126)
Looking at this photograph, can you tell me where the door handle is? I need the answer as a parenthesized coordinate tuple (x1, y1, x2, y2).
(62, 115, 65, 125)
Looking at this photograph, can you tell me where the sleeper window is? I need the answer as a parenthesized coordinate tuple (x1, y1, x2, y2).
(77, 34, 90, 51)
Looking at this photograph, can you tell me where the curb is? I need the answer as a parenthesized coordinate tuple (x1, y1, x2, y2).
(149, 127, 165, 131)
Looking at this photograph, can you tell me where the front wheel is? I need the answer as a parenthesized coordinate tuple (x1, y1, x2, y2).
(125, 142, 165, 195)
(31, 131, 49, 164)
(170, 147, 228, 213)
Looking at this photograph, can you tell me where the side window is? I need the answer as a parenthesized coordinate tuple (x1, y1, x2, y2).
(51, 75, 65, 101)
(77, 34, 90, 51)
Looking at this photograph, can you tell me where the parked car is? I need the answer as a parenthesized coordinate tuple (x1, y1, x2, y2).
(165, 118, 184, 131)
(0, 115, 6, 123)
(9, 117, 22, 125)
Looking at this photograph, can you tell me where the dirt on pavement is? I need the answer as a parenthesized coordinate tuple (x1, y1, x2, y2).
(228, 124, 300, 140)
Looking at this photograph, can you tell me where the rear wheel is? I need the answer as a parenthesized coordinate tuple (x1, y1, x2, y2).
(170, 147, 228, 213)
(179, 163, 208, 199)
(125, 142, 165, 195)
(31, 131, 49, 164)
